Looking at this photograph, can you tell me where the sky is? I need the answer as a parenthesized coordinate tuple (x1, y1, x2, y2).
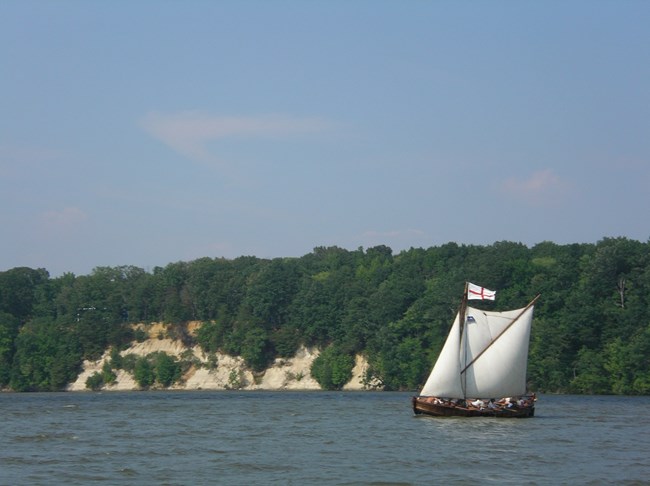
(1, 1, 649, 277)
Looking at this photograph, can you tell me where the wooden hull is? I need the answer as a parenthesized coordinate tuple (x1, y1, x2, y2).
(412, 396, 535, 418)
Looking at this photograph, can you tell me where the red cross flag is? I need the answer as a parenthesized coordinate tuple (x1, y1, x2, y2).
(467, 282, 496, 300)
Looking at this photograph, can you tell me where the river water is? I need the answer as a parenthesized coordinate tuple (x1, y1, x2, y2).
(1, 391, 648, 485)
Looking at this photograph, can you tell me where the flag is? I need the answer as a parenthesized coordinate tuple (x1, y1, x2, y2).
(467, 282, 496, 300)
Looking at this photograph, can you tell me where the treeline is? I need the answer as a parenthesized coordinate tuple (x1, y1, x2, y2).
(1, 237, 649, 394)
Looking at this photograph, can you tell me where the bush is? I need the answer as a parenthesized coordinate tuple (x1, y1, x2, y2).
(196, 321, 227, 354)
(152, 352, 182, 387)
(109, 347, 123, 369)
(226, 369, 243, 389)
(310, 346, 354, 390)
(206, 352, 218, 370)
(102, 361, 117, 385)
(133, 356, 155, 389)
(240, 328, 272, 372)
(86, 372, 104, 391)
(121, 353, 137, 372)
(133, 328, 148, 343)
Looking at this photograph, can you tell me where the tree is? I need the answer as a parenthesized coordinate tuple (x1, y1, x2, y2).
(86, 372, 104, 391)
(152, 352, 182, 387)
(195, 320, 228, 354)
(10, 317, 81, 391)
(0, 267, 49, 322)
(0, 312, 20, 386)
(0, 239, 649, 395)
(133, 356, 155, 389)
(570, 347, 609, 394)
(240, 327, 272, 372)
(244, 258, 301, 329)
(310, 346, 354, 390)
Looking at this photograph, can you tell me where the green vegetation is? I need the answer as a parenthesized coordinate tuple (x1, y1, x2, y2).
(311, 345, 354, 390)
(227, 369, 244, 390)
(83, 350, 183, 390)
(1, 237, 649, 394)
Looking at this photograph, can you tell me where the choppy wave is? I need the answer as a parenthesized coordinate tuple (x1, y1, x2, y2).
(1, 392, 649, 485)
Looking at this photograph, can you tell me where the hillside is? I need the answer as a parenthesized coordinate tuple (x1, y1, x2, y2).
(67, 322, 372, 392)
(3, 239, 650, 394)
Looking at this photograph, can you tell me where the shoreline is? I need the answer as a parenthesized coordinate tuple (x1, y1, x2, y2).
(67, 324, 375, 392)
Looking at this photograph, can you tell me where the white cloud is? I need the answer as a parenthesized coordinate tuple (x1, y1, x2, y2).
(140, 111, 331, 166)
(500, 169, 569, 206)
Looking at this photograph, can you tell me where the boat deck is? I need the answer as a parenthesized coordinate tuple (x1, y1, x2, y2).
(413, 395, 535, 418)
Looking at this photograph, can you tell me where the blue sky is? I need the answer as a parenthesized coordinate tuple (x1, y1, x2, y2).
(2, 1, 649, 276)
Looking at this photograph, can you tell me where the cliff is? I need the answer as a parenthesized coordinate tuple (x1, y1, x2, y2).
(67, 322, 373, 392)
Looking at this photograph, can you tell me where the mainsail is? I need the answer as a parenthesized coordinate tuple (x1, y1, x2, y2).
(419, 301, 535, 399)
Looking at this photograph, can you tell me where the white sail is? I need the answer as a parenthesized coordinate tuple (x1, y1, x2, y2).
(419, 302, 535, 399)
(462, 305, 534, 398)
(419, 313, 464, 398)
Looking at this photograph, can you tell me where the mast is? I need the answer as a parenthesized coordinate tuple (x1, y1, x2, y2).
(459, 282, 469, 399)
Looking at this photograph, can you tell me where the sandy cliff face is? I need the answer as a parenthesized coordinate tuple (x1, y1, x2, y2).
(67, 322, 372, 392)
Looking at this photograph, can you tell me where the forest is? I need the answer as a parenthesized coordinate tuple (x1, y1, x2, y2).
(1, 237, 649, 394)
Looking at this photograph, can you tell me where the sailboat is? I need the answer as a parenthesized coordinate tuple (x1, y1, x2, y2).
(412, 283, 539, 418)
